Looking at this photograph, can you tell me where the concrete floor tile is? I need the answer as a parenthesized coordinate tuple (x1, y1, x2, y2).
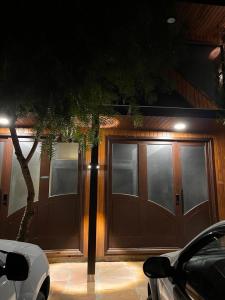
(49, 261, 148, 300)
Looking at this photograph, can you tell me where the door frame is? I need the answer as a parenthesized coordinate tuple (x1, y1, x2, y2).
(105, 136, 218, 256)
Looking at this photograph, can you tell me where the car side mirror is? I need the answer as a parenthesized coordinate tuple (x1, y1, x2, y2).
(4, 252, 29, 281)
(143, 256, 174, 278)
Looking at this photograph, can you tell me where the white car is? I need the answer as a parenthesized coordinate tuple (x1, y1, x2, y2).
(0, 240, 50, 300)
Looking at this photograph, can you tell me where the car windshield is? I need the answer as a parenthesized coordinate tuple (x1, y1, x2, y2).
(196, 235, 225, 255)
(0, 252, 5, 268)
(184, 234, 225, 300)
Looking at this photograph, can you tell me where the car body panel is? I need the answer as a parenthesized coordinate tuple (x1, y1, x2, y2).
(0, 239, 49, 300)
(0, 275, 16, 300)
(145, 221, 225, 300)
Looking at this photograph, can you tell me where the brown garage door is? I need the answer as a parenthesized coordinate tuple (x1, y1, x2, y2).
(0, 139, 83, 252)
(106, 138, 216, 254)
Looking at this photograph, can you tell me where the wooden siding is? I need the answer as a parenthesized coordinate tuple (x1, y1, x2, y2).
(176, 2, 225, 44)
(170, 70, 219, 109)
(95, 128, 225, 257)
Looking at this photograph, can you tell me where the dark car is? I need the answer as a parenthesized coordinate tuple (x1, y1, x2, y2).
(143, 221, 225, 300)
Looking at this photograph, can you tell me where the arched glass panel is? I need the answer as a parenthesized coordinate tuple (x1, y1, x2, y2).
(112, 143, 138, 196)
(181, 145, 208, 213)
(147, 144, 174, 213)
(8, 140, 41, 216)
(49, 143, 79, 196)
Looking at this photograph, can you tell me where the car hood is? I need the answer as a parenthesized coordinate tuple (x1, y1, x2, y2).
(0, 239, 44, 265)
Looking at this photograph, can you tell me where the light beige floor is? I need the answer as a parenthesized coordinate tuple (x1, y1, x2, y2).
(49, 261, 148, 300)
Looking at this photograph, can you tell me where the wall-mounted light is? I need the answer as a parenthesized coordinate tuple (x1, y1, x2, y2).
(87, 164, 100, 170)
(208, 47, 221, 60)
(174, 122, 186, 131)
(166, 17, 176, 24)
(0, 117, 10, 126)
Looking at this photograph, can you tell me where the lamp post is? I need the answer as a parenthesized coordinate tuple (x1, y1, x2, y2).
(87, 114, 99, 280)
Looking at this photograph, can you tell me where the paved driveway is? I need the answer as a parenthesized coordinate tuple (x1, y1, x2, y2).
(49, 261, 148, 300)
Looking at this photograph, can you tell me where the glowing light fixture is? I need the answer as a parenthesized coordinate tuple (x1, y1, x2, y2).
(208, 47, 221, 60)
(0, 117, 10, 126)
(174, 122, 186, 130)
(87, 164, 100, 170)
(167, 17, 176, 24)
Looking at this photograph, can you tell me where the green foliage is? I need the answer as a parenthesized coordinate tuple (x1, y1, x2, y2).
(0, 0, 183, 157)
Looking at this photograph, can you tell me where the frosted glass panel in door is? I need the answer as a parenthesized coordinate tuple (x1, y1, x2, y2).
(112, 143, 138, 195)
(8, 141, 41, 216)
(180, 145, 209, 214)
(49, 143, 79, 196)
(147, 144, 174, 213)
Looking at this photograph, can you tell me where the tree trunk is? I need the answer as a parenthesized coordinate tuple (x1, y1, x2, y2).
(9, 126, 38, 242)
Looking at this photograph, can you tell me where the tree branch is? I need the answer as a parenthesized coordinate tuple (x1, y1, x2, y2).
(9, 126, 25, 161)
(25, 138, 39, 163)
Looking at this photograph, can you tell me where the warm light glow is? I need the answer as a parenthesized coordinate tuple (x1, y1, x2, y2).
(74, 116, 120, 128)
(49, 262, 145, 295)
(0, 117, 10, 126)
(167, 17, 176, 24)
(174, 122, 186, 130)
(87, 164, 100, 170)
(209, 47, 221, 60)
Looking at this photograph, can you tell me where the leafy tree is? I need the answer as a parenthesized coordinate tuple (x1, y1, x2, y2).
(0, 0, 182, 241)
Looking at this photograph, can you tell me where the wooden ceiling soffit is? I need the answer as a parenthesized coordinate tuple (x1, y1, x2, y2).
(112, 115, 225, 133)
(170, 70, 219, 109)
(176, 2, 225, 44)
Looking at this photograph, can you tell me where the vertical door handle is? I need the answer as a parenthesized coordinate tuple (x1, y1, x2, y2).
(176, 194, 180, 206)
(2, 194, 8, 206)
(181, 189, 184, 214)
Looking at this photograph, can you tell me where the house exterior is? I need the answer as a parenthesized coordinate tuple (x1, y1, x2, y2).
(1, 1, 225, 261)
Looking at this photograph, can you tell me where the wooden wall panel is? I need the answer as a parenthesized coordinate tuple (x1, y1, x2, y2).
(95, 128, 225, 257)
(170, 70, 219, 109)
(83, 149, 91, 257)
(176, 2, 225, 44)
(213, 132, 225, 220)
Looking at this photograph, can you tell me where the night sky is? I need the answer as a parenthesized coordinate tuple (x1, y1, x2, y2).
(0, 0, 182, 108)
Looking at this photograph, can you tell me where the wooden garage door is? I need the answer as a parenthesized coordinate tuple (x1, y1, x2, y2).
(0, 139, 83, 252)
(107, 139, 215, 253)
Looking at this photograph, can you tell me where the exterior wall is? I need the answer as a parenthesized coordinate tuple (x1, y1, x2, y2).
(94, 128, 225, 258)
(171, 71, 219, 109)
(1, 127, 225, 259)
(213, 132, 225, 220)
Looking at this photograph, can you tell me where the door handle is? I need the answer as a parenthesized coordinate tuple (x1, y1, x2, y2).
(181, 189, 184, 214)
(176, 194, 180, 206)
(2, 194, 8, 206)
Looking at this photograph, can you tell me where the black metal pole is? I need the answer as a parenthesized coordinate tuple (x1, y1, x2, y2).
(87, 115, 99, 277)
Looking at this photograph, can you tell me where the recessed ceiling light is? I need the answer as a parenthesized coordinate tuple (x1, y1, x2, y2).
(174, 122, 186, 130)
(167, 17, 176, 24)
(0, 117, 10, 126)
